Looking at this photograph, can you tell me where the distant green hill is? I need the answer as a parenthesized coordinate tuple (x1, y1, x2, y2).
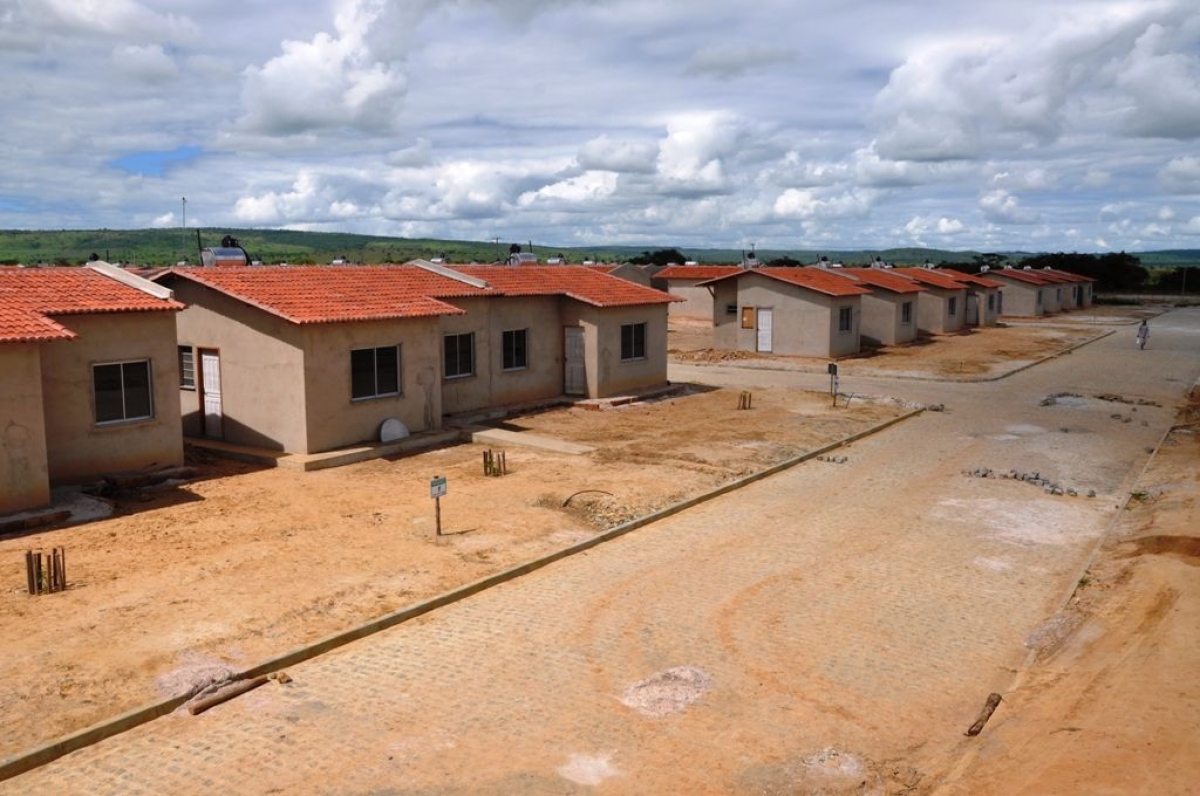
(0, 228, 1196, 268)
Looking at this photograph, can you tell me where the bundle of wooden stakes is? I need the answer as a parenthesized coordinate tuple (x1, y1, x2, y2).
(483, 449, 507, 477)
(25, 547, 67, 595)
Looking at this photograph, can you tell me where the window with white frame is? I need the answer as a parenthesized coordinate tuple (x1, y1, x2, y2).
(444, 332, 475, 378)
(178, 346, 195, 390)
(351, 345, 400, 400)
(93, 360, 153, 424)
(838, 306, 853, 332)
(620, 322, 646, 361)
(502, 329, 528, 371)
(948, 297, 958, 317)
(901, 301, 913, 324)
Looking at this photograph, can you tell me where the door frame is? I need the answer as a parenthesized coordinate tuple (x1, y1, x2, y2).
(563, 326, 586, 396)
(198, 348, 224, 440)
(755, 307, 773, 353)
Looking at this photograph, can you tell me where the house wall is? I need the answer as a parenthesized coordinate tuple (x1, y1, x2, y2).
(0, 344, 51, 514)
(978, 287, 1000, 326)
(661, 280, 714, 318)
(39, 313, 183, 483)
(606, 265, 652, 287)
(713, 274, 860, 357)
(439, 296, 565, 417)
(916, 286, 967, 334)
(170, 279, 308, 452)
(301, 316, 443, 453)
(564, 303, 669, 398)
(1044, 283, 1064, 313)
(991, 277, 1042, 316)
(859, 293, 917, 346)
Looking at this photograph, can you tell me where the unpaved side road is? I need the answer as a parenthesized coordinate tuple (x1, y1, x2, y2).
(5, 311, 1198, 795)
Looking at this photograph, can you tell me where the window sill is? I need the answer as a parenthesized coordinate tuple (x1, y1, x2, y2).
(94, 415, 156, 429)
(501, 366, 528, 373)
(351, 392, 401, 403)
(444, 373, 475, 381)
(620, 356, 647, 363)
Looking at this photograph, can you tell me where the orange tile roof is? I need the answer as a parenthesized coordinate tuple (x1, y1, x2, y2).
(938, 269, 1004, 288)
(0, 266, 182, 344)
(163, 263, 676, 324)
(655, 265, 743, 280)
(453, 265, 676, 307)
(165, 266, 480, 324)
(696, 267, 872, 297)
(985, 268, 1060, 285)
(893, 268, 971, 291)
(1037, 268, 1094, 283)
(836, 268, 927, 294)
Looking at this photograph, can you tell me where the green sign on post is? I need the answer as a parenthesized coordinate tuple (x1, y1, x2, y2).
(430, 475, 447, 536)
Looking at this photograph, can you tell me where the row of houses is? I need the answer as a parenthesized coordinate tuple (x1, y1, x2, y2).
(1, 260, 676, 516)
(0, 257, 1096, 517)
(653, 264, 1095, 357)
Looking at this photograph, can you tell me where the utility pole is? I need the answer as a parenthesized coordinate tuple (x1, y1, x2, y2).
(181, 197, 187, 263)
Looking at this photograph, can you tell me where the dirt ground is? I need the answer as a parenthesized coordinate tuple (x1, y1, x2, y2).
(943, 389, 1200, 795)
(3, 312, 1192, 794)
(0, 386, 904, 759)
(669, 314, 1107, 377)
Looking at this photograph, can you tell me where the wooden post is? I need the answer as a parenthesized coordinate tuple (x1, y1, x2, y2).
(966, 692, 1003, 736)
(25, 551, 36, 595)
(435, 495, 442, 536)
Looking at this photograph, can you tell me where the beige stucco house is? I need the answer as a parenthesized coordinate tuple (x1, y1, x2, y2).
(832, 268, 926, 345)
(892, 269, 969, 334)
(984, 268, 1057, 316)
(0, 264, 184, 515)
(697, 267, 870, 358)
(651, 265, 742, 318)
(939, 270, 1003, 326)
(156, 262, 674, 455)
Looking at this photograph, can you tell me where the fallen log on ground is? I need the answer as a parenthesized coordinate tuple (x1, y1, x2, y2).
(187, 676, 270, 716)
(965, 692, 1003, 736)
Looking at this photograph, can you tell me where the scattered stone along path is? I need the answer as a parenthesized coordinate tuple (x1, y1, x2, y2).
(7, 310, 1198, 795)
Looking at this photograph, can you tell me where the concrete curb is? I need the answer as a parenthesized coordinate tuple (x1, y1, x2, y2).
(0, 407, 926, 783)
(932, 417, 1178, 794)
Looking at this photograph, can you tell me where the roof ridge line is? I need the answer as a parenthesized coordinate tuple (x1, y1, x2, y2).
(87, 261, 175, 301)
(406, 259, 490, 290)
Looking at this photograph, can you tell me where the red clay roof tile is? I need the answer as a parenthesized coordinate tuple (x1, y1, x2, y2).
(836, 268, 928, 293)
(0, 266, 182, 344)
(937, 269, 1004, 288)
(453, 265, 676, 307)
(655, 265, 743, 280)
(892, 268, 971, 291)
(164, 263, 676, 323)
(695, 266, 872, 297)
(165, 266, 480, 324)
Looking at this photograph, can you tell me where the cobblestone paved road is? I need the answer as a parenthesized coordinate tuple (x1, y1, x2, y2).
(7, 310, 1198, 794)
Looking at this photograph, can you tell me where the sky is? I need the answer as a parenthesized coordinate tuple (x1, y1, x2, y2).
(2, 0, 1199, 253)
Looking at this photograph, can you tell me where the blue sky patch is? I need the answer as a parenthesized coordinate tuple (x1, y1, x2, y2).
(110, 145, 204, 178)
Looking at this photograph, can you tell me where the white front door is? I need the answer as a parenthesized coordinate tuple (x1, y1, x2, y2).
(756, 308, 773, 352)
(564, 327, 586, 395)
(200, 350, 223, 439)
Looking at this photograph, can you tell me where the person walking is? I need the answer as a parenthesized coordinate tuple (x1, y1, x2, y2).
(1136, 319, 1150, 350)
